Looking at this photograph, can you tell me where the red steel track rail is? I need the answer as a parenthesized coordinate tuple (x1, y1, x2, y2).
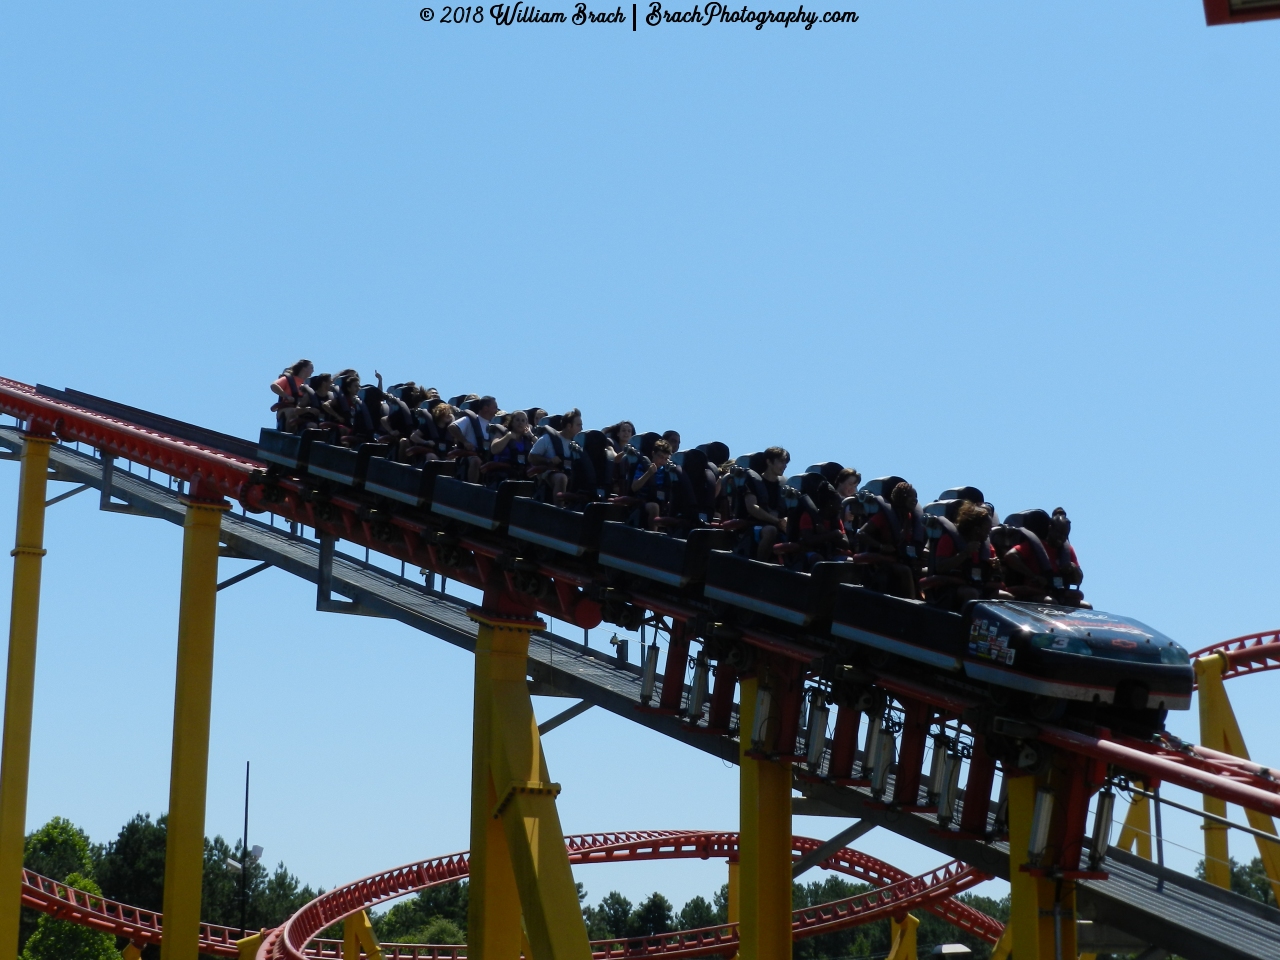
(18, 833, 999, 959)
(21, 869, 242, 957)
(1191, 631, 1280, 683)
(2, 375, 1279, 816)
(259, 830, 1001, 960)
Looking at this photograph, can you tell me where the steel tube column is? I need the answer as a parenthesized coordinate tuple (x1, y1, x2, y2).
(0, 432, 52, 959)
(737, 675, 792, 960)
(468, 610, 591, 960)
(1007, 772, 1078, 960)
(160, 492, 229, 960)
(1196, 653, 1280, 900)
(468, 615, 524, 960)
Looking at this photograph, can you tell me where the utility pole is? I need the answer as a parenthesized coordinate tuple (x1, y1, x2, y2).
(240, 761, 250, 938)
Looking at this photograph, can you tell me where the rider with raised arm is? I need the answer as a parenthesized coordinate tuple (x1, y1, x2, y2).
(270, 359, 314, 432)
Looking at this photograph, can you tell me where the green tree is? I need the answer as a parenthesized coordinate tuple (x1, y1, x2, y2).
(24, 817, 94, 883)
(677, 895, 717, 929)
(628, 892, 674, 936)
(417, 917, 465, 944)
(20, 873, 119, 960)
(96, 814, 167, 912)
(582, 890, 631, 939)
(1197, 856, 1277, 907)
(374, 883, 469, 942)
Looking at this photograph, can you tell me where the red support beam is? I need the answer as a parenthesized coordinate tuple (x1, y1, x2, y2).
(892, 700, 933, 807)
(659, 620, 692, 713)
(959, 737, 997, 837)
(828, 703, 862, 781)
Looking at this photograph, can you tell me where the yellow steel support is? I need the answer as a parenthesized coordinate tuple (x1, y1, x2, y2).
(0, 432, 52, 960)
(235, 933, 262, 960)
(989, 924, 1012, 960)
(1196, 652, 1280, 901)
(469, 614, 524, 960)
(1007, 773, 1077, 960)
(887, 913, 918, 960)
(468, 611, 591, 960)
(727, 859, 739, 924)
(342, 910, 383, 960)
(736, 675, 792, 960)
(160, 494, 228, 960)
(123, 944, 144, 960)
(1115, 780, 1152, 861)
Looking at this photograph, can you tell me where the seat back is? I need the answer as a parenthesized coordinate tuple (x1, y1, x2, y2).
(860, 476, 907, 499)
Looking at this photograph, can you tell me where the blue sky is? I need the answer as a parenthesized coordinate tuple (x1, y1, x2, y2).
(2, 0, 1279, 922)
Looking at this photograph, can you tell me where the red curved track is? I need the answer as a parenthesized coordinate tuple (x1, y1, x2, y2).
(259, 830, 1001, 960)
(18, 832, 999, 958)
(1192, 631, 1280, 683)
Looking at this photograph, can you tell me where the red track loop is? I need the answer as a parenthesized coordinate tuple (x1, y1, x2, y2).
(260, 831, 1001, 960)
(1191, 631, 1280, 683)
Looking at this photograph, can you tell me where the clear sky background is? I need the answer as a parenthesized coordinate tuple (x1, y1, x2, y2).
(1, 0, 1278, 922)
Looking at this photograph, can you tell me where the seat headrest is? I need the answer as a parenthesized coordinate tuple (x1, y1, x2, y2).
(860, 476, 907, 499)
(697, 442, 730, 466)
(681, 448, 709, 473)
(1004, 508, 1051, 539)
(799, 472, 828, 499)
(805, 461, 844, 483)
(939, 485, 984, 505)
(748, 451, 768, 473)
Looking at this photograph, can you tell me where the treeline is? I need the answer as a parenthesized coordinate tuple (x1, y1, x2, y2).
(1198, 855, 1277, 907)
(36, 811, 1275, 960)
(376, 874, 1012, 959)
(21, 814, 320, 960)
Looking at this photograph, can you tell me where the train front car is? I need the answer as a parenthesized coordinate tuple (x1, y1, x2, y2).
(961, 602, 1192, 727)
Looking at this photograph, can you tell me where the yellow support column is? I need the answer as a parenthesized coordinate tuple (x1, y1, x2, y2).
(988, 924, 1012, 960)
(342, 910, 383, 960)
(160, 492, 228, 960)
(0, 431, 53, 960)
(468, 615, 525, 960)
(1006, 773, 1077, 960)
(736, 675, 792, 960)
(1196, 653, 1280, 900)
(469, 611, 591, 960)
(727, 859, 739, 924)
(887, 913, 918, 960)
(1115, 781, 1152, 860)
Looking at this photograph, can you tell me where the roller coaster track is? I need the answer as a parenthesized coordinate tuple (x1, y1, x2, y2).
(1192, 631, 1280, 683)
(20, 831, 1001, 959)
(2, 378, 1279, 960)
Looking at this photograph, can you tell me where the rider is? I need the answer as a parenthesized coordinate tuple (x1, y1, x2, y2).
(449, 396, 498, 483)
(270, 360, 314, 432)
(406, 400, 454, 463)
(529, 408, 583, 503)
(790, 475, 849, 570)
(1003, 514, 1085, 604)
(930, 501, 1002, 606)
(380, 385, 425, 460)
(630, 438, 675, 529)
(489, 409, 536, 480)
(322, 374, 367, 445)
(1003, 512, 1088, 607)
(859, 481, 924, 599)
(741, 447, 789, 562)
